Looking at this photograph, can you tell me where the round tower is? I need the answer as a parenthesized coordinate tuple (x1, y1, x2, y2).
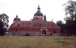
(13, 15, 21, 22)
(33, 5, 43, 20)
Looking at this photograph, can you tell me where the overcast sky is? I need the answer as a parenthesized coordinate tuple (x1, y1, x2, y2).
(0, 0, 71, 25)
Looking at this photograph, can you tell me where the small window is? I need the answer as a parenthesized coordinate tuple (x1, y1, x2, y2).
(52, 25, 54, 27)
(53, 31, 56, 33)
(50, 33, 53, 36)
(34, 25, 36, 27)
(22, 23, 24, 25)
(35, 18, 38, 19)
(17, 24, 20, 27)
(16, 28, 18, 31)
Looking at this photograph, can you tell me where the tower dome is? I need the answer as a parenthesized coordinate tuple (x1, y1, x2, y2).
(14, 15, 21, 22)
(34, 5, 43, 16)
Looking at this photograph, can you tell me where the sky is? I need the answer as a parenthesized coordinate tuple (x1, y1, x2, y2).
(0, 0, 71, 25)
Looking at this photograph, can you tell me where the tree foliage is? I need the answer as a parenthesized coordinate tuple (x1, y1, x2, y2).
(65, 0, 76, 21)
(0, 13, 9, 36)
(56, 20, 66, 36)
(63, 0, 76, 36)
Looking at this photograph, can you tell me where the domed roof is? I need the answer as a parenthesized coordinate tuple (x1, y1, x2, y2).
(34, 11, 43, 16)
(34, 6, 43, 16)
(14, 15, 20, 21)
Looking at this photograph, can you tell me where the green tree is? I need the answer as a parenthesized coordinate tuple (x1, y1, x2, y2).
(64, 0, 76, 21)
(64, 0, 76, 36)
(56, 20, 66, 36)
(0, 13, 9, 36)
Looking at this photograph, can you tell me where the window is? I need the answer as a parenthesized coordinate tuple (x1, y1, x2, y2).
(16, 28, 18, 31)
(22, 23, 24, 25)
(35, 18, 38, 19)
(53, 31, 56, 33)
(52, 25, 54, 27)
(34, 25, 36, 27)
(17, 24, 20, 27)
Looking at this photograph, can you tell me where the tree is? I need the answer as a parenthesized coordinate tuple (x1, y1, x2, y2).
(64, 0, 76, 21)
(0, 13, 9, 36)
(64, 0, 76, 36)
(56, 20, 66, 35)
(0, 20, 4, 36)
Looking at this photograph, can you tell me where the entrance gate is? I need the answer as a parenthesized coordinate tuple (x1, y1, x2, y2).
(42, 30, 46, 35)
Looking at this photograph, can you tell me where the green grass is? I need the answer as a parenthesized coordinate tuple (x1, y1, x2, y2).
(0, 36, 76, 48)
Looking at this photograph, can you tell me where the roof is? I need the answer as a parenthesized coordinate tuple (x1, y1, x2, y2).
(34, 6, 43, 16)
(34, 11, 43, 16)
(14, 15, 20, 21)
(9, 21, 61, 28)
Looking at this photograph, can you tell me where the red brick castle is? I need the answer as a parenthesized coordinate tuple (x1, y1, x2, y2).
(8, 6, 61, 36)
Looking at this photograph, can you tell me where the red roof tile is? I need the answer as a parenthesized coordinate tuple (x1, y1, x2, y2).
(10, 21, 60, 28)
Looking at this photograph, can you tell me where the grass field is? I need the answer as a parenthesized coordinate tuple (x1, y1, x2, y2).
(0, 36, 76, 48)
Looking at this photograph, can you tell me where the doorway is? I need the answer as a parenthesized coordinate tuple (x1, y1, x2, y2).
(42, 30, 46, 35)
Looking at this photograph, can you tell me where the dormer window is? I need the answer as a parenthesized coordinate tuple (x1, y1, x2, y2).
(17, 24, 20, 27)
(22, 23, 24, 25)
(52, 25, 54, 27)
(34, 25, 36, 27)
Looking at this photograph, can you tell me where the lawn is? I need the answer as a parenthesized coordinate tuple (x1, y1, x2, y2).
(0, 36, 76, 48)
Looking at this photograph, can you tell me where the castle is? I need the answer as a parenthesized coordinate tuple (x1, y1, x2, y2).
(8, 6, 61, 36)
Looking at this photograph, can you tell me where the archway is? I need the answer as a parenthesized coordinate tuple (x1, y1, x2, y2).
(42, 30, 46, 35)
(25, 33, 30, 36)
